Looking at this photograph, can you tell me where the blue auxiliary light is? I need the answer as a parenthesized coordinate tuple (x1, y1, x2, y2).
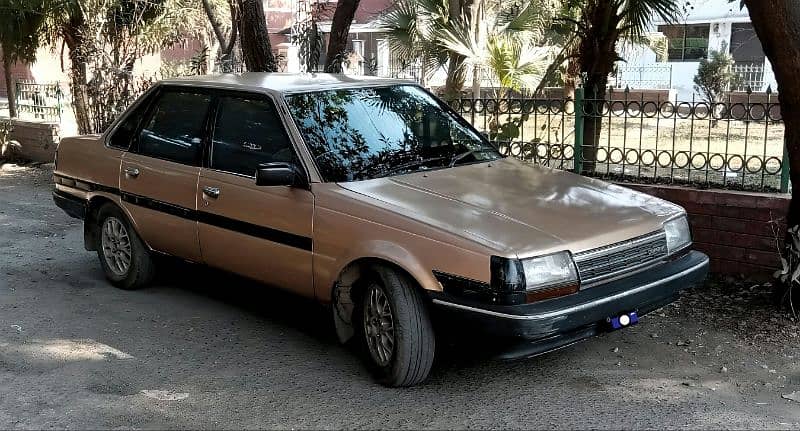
(609, 311, 639, 329)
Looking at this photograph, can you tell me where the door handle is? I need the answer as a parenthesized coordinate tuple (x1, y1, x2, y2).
(124, 167, 140, 178)
(203, 186, 220, 199)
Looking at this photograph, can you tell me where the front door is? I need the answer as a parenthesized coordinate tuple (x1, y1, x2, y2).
(197, 93, 314, 297)
(120, 89, 212, 262)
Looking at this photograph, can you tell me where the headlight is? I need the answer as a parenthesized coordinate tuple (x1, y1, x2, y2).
(488, 252, 579, 304)
(521, 251, 579, 291)
(664, 216, 692, 253)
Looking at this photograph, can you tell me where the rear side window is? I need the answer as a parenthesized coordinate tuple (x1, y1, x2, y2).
(137, 91, 211, 165)
(210, 96, 294, 177)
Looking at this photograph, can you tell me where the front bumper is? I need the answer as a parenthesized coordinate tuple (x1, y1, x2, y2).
(430, 250, 709, 359)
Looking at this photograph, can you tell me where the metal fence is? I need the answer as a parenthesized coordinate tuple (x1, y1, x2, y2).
(451, 87, 787, 193)
(732, 62, 765, 92)
(613, 65, 673, 90)
(14, 80, 64, 122)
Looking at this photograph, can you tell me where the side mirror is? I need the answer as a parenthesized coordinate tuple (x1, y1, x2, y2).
(255, 162, 307, 188)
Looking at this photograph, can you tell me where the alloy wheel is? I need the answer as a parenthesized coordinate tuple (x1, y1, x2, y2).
(363, 283, 395, 367)
(101, 216, 132, 276)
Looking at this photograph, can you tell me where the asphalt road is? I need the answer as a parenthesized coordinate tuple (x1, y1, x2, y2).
(2, 163, 800, 429)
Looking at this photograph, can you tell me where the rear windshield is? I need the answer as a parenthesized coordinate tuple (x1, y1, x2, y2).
(285, 85, 501, 182)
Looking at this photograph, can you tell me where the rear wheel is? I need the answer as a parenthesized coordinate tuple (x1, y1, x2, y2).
(95, 203, 155, 290)
(358, 265, 435, 387)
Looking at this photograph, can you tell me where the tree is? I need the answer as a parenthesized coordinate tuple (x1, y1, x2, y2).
(438, 0, 554, 98)
(560, 0, 681, 173)
(380, 0, 449, 87)
(381, 0, 553, 98)
(23, 0, 208, 133)
(0, 0, 46, 118)
(201, 0, 238, 71)
(236, 0, 276, 72)
(324, 0, 361, 73)
(742, 0, 800, 307)
(443, 0, 474, 98)
(693, 47, 737, 105)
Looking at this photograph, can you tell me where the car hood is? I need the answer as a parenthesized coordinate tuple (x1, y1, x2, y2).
(338, 157, 684, 257)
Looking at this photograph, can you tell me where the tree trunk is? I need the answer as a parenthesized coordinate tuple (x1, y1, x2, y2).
(743, 1, 800, 304)
(472, 66, 481, 99)
(442, 0, 472, 99)
(744, 0, 800, 224)
(2, 51, 17, 118)
(202, 0, 228, 48)
(63, 18, 92, 135)
(576, 0, 619, 174)
(563, 57, 580, 112)
(443, 53, 466, 100)
(580, 72, 608, 174)
(323, 0, 360, 73)
(237, 0, 276, 72)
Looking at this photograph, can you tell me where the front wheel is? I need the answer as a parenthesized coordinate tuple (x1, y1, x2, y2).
(95, 203, 155, 290)
(358, 266, 435, 387)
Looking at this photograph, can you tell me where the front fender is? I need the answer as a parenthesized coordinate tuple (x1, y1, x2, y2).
(316, 239, 442, 304)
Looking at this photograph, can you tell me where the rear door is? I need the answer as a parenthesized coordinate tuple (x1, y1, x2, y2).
(120, 88, 212, 262)
(196, 92, 314, 297)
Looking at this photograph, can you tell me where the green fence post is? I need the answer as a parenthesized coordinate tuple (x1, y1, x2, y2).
(573, 87, 584, 174)
(781, 138, 791, 193)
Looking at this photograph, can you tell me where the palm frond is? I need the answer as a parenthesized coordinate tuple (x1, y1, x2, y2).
(379, 0, 419, 64)
(486, 36, 550, 92)
(620, 0, 681, 40)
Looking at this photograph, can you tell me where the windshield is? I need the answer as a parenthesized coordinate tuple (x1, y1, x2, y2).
(285, 85, 502, 182)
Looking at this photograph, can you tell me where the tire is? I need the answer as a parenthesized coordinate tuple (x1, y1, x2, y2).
(94, 203, 155, 290)
(357, 265, 435, 387)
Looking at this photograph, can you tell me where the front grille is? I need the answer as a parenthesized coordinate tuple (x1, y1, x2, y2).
(574, 231, 668, 286)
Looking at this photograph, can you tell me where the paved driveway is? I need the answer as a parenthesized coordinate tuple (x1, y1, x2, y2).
(1, 164, 799, 429)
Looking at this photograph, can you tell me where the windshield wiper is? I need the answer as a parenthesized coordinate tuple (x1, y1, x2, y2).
(373, 156, 449, 178)
(449, 149, 493, 167)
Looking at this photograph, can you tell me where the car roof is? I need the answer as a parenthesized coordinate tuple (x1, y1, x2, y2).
(159, 72, 414, 94)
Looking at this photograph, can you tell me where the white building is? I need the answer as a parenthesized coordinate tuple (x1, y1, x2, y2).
(619, 0, 778, 99)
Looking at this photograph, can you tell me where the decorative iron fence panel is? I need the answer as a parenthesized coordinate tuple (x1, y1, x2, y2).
(613, 65, 673, 90)
(732, 62, 765, 92)
(14, 80, 64, 122)
(454, 88, 787, 193)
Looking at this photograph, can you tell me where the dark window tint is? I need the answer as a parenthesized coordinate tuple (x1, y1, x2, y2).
(137, 91, 211, 165)
(286, 85, 500, 182)
(109, 92, 154, 149)
(210, 96, 294, 176)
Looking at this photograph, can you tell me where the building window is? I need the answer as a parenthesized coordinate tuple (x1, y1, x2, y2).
(730, 23, 765, 63)
(658, 23, 710, 61)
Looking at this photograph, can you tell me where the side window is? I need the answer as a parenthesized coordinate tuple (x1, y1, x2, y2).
(210, 96, 295, 177)
(108, 91, 155, 150)
(137, 91, 211, 165)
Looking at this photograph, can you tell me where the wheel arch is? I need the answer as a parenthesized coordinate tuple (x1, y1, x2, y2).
(330, 255, 435, 344)
(84, 194, 144, 251)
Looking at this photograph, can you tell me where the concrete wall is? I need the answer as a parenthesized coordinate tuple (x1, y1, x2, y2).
(4, 119, 60, 163)
(626, 183, 788, 276)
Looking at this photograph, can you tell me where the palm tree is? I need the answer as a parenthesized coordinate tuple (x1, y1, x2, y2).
(381, 0, 555, 98)
(437, 0, 555, 98)
(379, 0, 450, 88)
(560, 0, 681, 173)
